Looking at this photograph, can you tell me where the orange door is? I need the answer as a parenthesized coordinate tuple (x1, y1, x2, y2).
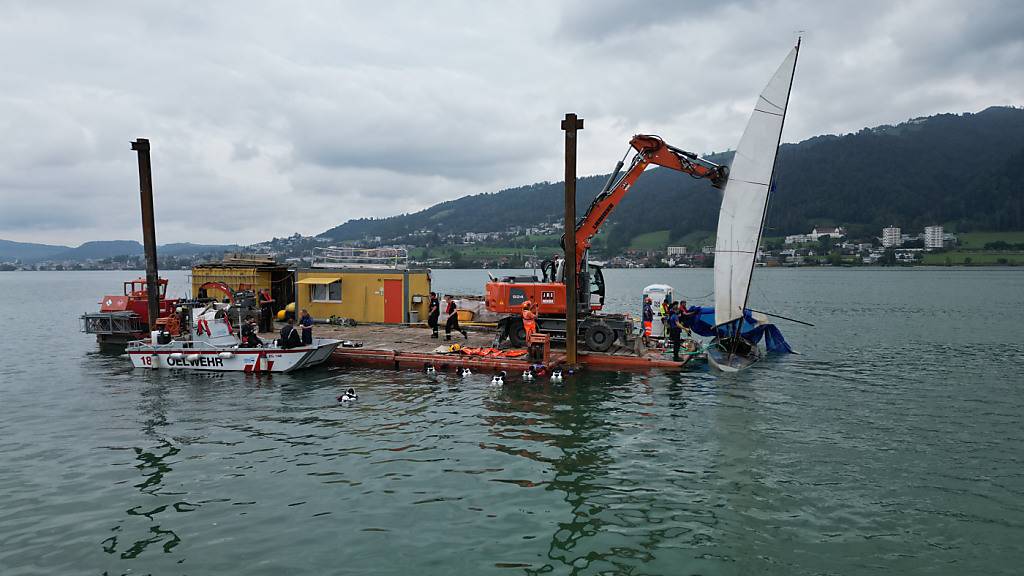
(383, 280, 403, 323)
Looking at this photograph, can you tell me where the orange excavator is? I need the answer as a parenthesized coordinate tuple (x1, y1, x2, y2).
(485, 134, 727, 351)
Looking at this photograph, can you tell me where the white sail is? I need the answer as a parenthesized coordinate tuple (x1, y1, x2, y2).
(714, 43, 799, 327)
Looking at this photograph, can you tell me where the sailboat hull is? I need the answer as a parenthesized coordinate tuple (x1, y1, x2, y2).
(707, 338, 761, 372)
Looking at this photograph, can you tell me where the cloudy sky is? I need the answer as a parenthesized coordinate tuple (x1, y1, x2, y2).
(1, 0, 1021, 246)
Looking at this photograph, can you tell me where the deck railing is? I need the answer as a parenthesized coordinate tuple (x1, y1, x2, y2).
(311, 247, 409, 269)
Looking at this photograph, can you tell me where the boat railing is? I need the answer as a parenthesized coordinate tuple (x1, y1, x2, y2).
(81, 312, 144, 335)
(126, 338, 270, 351)
(311, 246, 409, 269)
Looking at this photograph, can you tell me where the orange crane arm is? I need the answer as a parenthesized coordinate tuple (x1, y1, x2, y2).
(571, 134, 727, 272)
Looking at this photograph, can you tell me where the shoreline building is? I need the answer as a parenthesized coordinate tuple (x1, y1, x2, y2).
(785, 226, 846, 245)
(924, 225, 944, 249)
(882, 226, 902, 248)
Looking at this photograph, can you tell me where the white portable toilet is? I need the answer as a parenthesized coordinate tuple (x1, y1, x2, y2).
(642, 284, 673, 339)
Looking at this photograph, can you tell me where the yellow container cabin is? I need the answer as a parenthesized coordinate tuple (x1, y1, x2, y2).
(294, 247, 431, 324)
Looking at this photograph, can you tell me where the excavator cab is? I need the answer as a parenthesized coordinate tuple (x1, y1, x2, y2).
(587, 264, 605, 310)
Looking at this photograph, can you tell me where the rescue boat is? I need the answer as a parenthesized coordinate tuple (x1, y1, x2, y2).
(126, 302, 341, 373)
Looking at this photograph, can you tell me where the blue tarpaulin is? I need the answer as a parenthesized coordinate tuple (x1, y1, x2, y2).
(681, 306, 794, 354)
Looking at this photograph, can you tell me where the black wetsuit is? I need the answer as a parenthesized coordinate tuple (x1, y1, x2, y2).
(280, 324, 301, 349)
(668, 311, 682, 361)
(444, 300, 467, 340)
(241, 322, 263, 347)
(428, 296, 440, 337)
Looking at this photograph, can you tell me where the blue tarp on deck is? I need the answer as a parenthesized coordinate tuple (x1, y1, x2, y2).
(682, 306, 795, 354)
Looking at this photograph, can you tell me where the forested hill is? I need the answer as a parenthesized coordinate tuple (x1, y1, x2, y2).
(319, 106, 1024, 249)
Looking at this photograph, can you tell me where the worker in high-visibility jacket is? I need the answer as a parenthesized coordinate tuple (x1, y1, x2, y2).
(522, 300, 538, 341)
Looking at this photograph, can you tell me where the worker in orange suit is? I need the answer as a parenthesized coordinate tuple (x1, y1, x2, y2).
(522, 300, 537, 341)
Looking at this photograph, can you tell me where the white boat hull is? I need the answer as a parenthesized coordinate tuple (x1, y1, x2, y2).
(128, 338, 342, 373)
(707, 339, 761, 373)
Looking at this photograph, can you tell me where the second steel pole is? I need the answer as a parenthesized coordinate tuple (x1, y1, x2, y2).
(561, 113, 583, 366)
(131, 138, 161, 332)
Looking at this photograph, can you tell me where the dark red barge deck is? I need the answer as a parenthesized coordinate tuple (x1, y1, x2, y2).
(312, 324, 690, 374)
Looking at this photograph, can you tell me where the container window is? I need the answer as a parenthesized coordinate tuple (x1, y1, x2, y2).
(312, 280, 342, 302)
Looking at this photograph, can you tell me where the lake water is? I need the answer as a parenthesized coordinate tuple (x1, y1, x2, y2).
(1, 268, 1022, 575)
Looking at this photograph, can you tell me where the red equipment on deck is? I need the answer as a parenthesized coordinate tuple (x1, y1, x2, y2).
(82, 277, 181, 349)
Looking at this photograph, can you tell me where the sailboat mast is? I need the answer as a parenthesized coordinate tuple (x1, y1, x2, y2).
(738, 37, 801, 318)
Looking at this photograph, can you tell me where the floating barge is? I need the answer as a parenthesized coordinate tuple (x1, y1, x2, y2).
(310, 323, 690, 374)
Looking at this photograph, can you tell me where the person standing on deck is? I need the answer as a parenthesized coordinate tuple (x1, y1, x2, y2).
(444, 294, 468, 341)
(299, 309, 314, 345)
(522, 300, 537, 341)
(642, 296, 654, 347)
(427, 292, 440, 339)
(667, 303, 684, 362)
(677, 299, 696, 337)
(660, 295, 671, 346)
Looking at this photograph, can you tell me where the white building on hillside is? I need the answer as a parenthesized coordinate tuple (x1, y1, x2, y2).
(463, 232, 494, 243)
(785, 226, 846, 244)
(882, 226, 902, 247)
(811, 226, 846, 240)
(924, 225, 944, 249)
(667, 246, 688, 256)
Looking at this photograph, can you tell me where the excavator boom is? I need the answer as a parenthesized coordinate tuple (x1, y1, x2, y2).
(571, 134, 726, 272)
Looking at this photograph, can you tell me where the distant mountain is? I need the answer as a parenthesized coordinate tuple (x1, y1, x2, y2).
(160, 242, 243, 257)
(0, 239, 241, 263)
(318, 106, 1024, 249)
(0, 239, 70, 262)
(47, 240, 144, 262)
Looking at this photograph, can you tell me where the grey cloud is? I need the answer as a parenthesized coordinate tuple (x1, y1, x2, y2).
(0, 1, 1021, 246)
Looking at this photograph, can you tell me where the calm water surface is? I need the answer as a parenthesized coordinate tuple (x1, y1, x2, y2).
(0, 268, 1022, 575)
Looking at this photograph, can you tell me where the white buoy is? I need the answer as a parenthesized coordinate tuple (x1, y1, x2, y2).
(490, 371, 506, 386)
(338, 388, 357, 402)
(461, 368, 472, 377)
(551, 369, 563, 384)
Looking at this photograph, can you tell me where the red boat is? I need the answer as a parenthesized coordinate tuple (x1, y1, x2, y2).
(81, 277, 181, 350)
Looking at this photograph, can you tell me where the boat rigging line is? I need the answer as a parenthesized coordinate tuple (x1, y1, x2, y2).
(746, 308, 814, 327)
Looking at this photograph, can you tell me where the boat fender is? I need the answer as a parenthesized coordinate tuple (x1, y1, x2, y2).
(218, 352, 234, 359)
(170, 352, 184, 360)
(186, 354, 200, 362)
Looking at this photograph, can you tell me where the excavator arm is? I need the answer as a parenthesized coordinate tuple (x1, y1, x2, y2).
(570, 134, 727, 272)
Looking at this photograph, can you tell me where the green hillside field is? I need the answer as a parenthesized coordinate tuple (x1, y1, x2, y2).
(628, 230, 670, 250)
(921, 231, 1024, 265)
(956, 231, 1024, 249)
